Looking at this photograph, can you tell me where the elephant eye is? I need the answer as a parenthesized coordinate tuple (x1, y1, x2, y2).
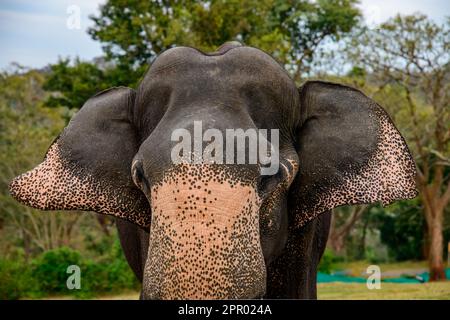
(131, 160, 150, 193)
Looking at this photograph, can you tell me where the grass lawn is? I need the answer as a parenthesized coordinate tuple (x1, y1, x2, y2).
(51, 282, 450, 300)
(317, 281, 450, 300)
(40, 261, 450, 300)
(41, 290, 140, 300)
(42, 282, 450, 300)
(333, 260, 429, 277)
(317, 260, 450, 299)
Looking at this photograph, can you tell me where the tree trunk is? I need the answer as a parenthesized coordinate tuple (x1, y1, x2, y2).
(428, 216, 446, 281)
(328, 234, 346, 254)
(358, 212, 371, 260)
(422, 184, 447, 281)
(328, 206, 366, 255)
(422, 224, 429, 260)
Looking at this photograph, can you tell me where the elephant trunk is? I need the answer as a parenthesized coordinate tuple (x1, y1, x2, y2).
(142, 164, 266, 299)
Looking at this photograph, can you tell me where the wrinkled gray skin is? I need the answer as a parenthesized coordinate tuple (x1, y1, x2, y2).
(10, 42, 417, 299)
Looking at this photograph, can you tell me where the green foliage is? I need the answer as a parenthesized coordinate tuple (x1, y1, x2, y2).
(43, 1, 362, 110)
(32, 247, 82, 293)
(43, 59, 107, 110)
(0, 242, 139, 300)
(84, 232, 115, 258)
(89, 0, 360, 74)
(82, 239, 139, 294)
(0, 70, 139, 300)
(0, 69, 77, 256)
(363, 246, 380, 264)
(373, 200, 426, 261)
(0, 257, 40, 299)
(43, 58, 144, 111)
(318, 249, 340, 274)
(100, 244, 138, 291)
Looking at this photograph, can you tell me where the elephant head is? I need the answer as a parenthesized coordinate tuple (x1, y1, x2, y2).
(9, 42, 417, 299)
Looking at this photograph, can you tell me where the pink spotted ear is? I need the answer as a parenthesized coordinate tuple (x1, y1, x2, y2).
(9, 87, 151, 227)
(290, 81, 417, 227)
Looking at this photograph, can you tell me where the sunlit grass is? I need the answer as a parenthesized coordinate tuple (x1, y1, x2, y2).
(334, 260, 428, 277)
(317, 282, 450, 300)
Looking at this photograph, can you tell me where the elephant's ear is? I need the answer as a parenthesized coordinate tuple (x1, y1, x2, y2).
(290, 81, 417, 227)
(9, 87, 151, 227)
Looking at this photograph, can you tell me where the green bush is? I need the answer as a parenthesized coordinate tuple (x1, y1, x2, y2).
(364, 246, 380, 264)
(73, 260, 108, 299)
(0, 242, 139, 299)
(0, 258, 39, 299)
(318, 249, 339, 274)
(32, 247, 82, 293)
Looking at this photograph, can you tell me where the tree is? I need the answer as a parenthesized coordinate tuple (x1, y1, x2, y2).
(44, 1, 361, 110)
(43, 57, 144, 112)
(373, 199, 426, 261)
(328, 205, 367, 255)
(347, 14, 450, 280)
(88, 0, 360, 80)
(44, 58, 109, 111)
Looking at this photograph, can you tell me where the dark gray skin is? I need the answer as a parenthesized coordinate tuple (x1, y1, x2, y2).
(10, 42, 417, 299)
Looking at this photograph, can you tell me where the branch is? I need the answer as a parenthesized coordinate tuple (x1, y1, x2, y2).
(336, 205, 367, 238)
(439, 181, 450, 211)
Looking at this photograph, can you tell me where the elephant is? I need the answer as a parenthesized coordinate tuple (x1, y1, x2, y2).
(9, 41, 417, 299)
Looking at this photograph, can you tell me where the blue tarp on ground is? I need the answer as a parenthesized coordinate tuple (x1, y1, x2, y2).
(317, 268, 450, 283)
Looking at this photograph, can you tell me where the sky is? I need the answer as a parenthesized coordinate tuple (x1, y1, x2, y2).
(0, 0, 449, 69)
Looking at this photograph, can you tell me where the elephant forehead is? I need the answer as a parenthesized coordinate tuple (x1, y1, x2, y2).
(147, 45, 294, 88)
(134, 46, 299, 140)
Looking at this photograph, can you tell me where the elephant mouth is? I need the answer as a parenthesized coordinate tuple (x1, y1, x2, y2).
(141, 163, 267, 299)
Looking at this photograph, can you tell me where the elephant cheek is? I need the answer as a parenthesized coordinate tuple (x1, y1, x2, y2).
(142, 165, 267, 299)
